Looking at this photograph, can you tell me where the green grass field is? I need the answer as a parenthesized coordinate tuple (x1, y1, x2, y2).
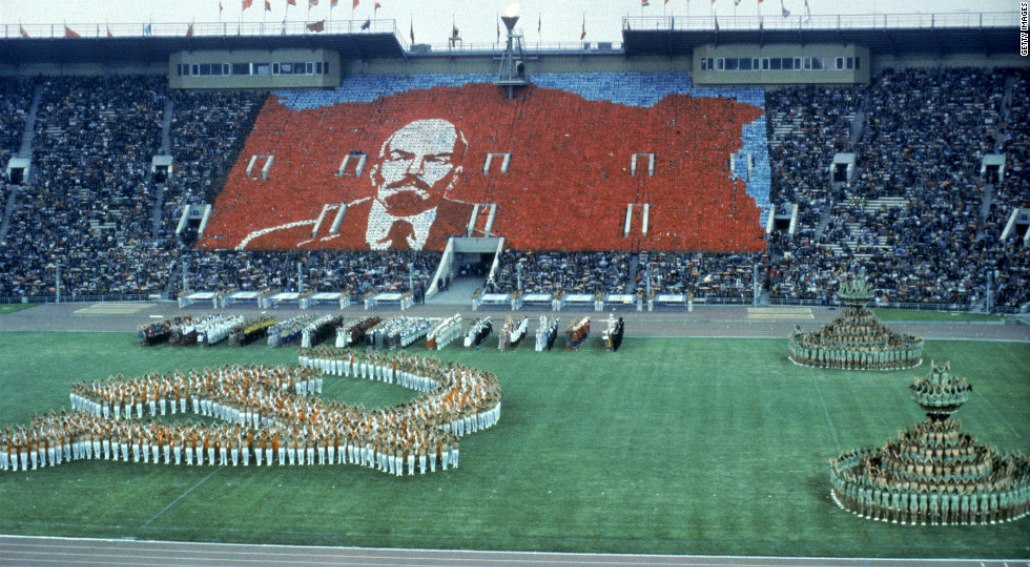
(0, 331, 1027, 559)
(0, 304, 38, 315)
(871, 309, 1003, 322)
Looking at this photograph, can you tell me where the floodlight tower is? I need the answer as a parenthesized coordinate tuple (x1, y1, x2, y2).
(495, 5, 529, 99)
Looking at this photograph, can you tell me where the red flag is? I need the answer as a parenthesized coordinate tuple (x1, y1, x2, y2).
(352, 0, 359, 8)
(64, 25, 81, 38)
(265, 0, 271, 11)
(186, 23, 195, 37)
(19, 24, 30, 38)
(374, 0, 381, 12)
(307, 19, 326, 32)
(242, 0, 254, 10)
(330, 0, 338, 7)
(219, 1, 224, 12)
(287, 0, 296, 5)
(106, 25, 113, 38)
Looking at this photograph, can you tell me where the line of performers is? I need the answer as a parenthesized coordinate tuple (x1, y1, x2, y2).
(0, 352, 501, 476)
(830, 447, 1030, 525)
(535, 317, 559, 352)
(497, 317, 529, 351)
(601, 314, 624, 352)
(565, 317, 590, 350)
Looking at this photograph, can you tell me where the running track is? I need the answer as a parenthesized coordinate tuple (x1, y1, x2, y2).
(1, 535, 1027, 567)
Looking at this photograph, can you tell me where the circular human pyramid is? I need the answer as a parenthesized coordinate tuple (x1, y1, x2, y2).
(829, 362, 1030, 525)
(788, 277, 923, 371)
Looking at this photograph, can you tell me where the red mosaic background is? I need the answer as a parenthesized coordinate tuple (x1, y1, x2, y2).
(199, 83, 766, 252)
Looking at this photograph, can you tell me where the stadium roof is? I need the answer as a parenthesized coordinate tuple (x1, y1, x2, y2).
(0, 20, 406, 65)
(621, 12, 1019, 57)
(0, 12, 1022, 66)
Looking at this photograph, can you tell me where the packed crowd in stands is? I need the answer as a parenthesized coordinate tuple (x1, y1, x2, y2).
(0, 76, 167, 297)
(167, 89, 266, 244)
(760, 67, 1029, 309)
(488, 250, 632, 295)
(0, 69, 1028, 311)
(174, 249, 437, 298)
(766, 84, 863, 240)
(0, 78, 33, 172)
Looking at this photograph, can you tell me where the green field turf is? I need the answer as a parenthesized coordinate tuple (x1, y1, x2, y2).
(871, 309, 1003, 322)
(0, 331, 1027, 559)
(0, 304, 38, 315)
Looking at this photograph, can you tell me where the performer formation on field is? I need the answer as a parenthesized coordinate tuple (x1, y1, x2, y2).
(829, 362, 1030, 525)
(0, 350, 501, 476)
(788, 277, 923, 371)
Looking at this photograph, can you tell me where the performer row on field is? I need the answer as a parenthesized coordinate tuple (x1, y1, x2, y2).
(0, 352, 500, 476)
(830, 362, 1030, 526)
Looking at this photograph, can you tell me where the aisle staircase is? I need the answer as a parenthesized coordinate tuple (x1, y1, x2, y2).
(0, 82, 43, 242)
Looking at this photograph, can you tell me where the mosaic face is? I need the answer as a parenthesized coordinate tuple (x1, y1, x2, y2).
(372, 118, 466, 217)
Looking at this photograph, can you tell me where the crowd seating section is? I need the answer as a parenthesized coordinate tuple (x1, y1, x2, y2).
(174, 249, 437, 298)
(166, 89, 266, 244)
(0, 69, 1027, 310)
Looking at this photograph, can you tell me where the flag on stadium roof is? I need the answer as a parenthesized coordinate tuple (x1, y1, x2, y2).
(242, 0, 254, 10)
(580, 15, 586, 39)
(353, 0, 359, 8)
(361, 18, 371, 30)
(186, 23, 194, 37)
(310, 0, 320, 8)
(64, 25, 81, 38)
(265, 0, 272, 11)
(19, 24, 29, 38)
(307, 19, 326, 31)
(409, 19, 414, 43)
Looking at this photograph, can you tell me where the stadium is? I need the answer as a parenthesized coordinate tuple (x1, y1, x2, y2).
(0, 4, 1028, 566)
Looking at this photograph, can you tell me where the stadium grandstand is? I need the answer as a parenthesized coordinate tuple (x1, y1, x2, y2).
(0, 8, 1028, 565)
(0, 12, 1027, 314)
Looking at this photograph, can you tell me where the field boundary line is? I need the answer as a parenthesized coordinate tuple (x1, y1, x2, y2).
(141, 467, 222, 528)
(813, 378, 842, 453)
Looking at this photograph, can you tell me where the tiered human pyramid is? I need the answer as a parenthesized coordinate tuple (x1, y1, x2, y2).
(788, 278, 923, 371)
(829, 362, 1030, 525)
